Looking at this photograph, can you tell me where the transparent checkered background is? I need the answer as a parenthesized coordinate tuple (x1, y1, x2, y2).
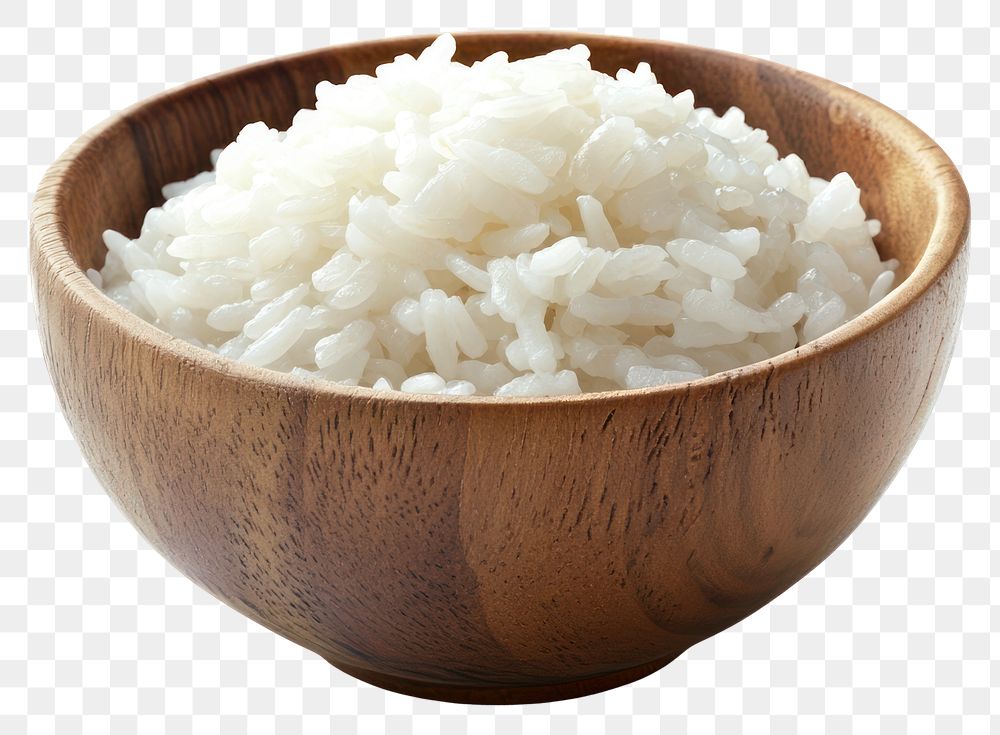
(1, 1, 996, 732)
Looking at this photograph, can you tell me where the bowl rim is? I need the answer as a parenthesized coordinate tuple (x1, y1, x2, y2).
(29, 31, 971, 407)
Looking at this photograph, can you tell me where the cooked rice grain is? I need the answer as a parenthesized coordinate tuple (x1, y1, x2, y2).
(99, 34, 897, 396)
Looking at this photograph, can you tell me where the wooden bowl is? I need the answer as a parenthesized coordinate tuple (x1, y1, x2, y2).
(30, 33, 969, 704)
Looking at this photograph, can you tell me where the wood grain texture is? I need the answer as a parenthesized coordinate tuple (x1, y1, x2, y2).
(29, 33, 970, 704)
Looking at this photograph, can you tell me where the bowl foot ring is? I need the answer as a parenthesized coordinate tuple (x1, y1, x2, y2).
(325, 653, 681, 705)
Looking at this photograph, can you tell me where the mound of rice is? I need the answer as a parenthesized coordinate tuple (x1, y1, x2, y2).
(95, 34, 898, 397)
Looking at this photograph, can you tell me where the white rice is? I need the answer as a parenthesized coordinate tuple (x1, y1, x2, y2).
(99, 34, 898, 396)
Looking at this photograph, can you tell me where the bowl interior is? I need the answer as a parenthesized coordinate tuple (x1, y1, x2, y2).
(60, 33, 940, 288)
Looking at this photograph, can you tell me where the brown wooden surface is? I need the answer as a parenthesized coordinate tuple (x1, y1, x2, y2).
(29, 33, 970, 704)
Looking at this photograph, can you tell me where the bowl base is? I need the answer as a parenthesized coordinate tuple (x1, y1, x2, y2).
(325, 653, 681, 705)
